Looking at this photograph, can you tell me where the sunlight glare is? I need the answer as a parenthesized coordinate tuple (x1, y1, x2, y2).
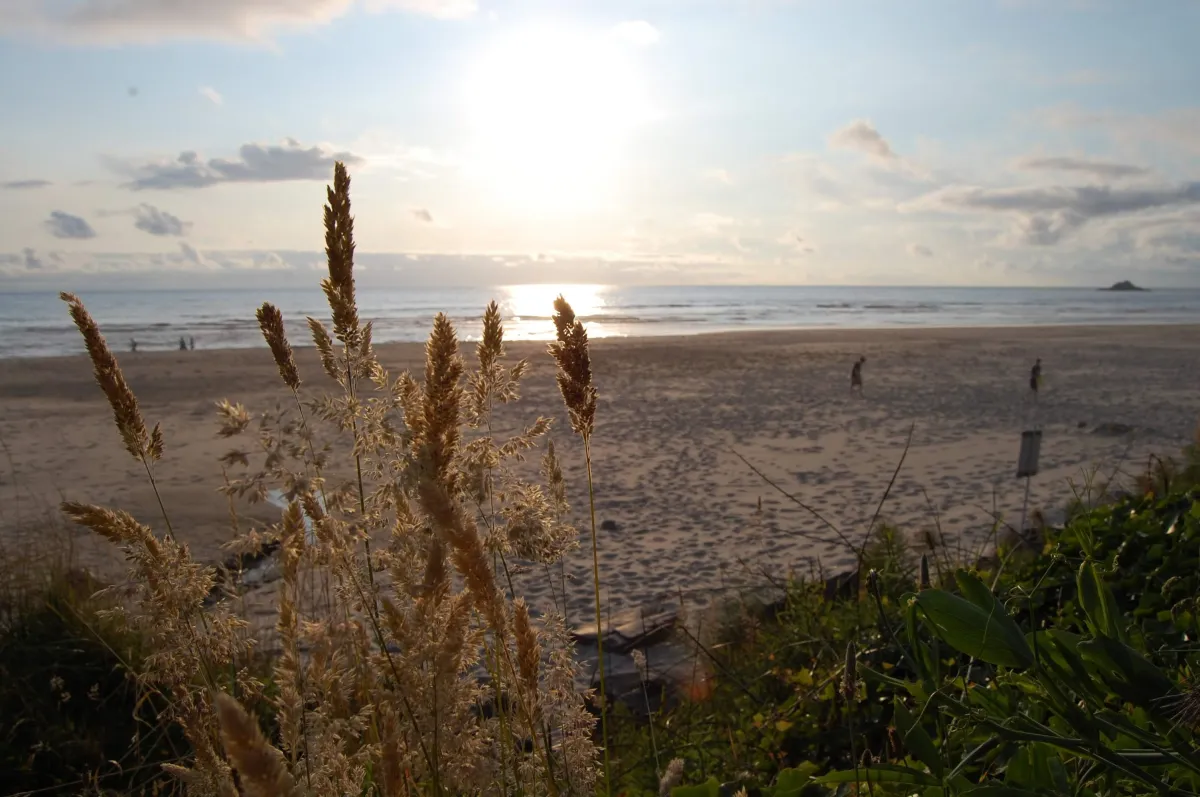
(503, 283, 607, 321)
(462, 25, 653, 213)
(497, 284, 615, 339)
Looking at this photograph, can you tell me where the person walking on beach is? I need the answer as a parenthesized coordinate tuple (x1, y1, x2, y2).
(1029, 357, 1042, 402)
(188, 336, 195, 351)
(179, 336, 188, 351)
(850, 356, 866, 397)
(130, 338, 138, 353)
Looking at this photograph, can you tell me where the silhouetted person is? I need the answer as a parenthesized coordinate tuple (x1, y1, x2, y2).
(130, 338, 138, 353)
(188, 336, 195, 351)
(1030, 358, 1042, 402)
(850, 356, 866, 397)
(179, 336, 187, 351)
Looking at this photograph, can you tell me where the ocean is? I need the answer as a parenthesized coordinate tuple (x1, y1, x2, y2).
(2, 284, 1196, 359)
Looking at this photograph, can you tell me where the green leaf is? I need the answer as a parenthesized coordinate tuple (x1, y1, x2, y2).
(815, 764, 940, 787)
(1078, 635, 1175, 711)
(954, 569, 1004, 614)
(1027, 630, 1088, 679)
(915, 588, 1034, 669)
(1004, 743, 1062, 791)
(773, 763, 820, 796)
(672, 777, 722, 797)
(963, 787, 1044, 797)
(1076, 560, 1127, 642)
(893, 698, 944, 779)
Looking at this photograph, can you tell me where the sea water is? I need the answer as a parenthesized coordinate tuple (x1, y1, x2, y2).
(3, 284, 1196, 359)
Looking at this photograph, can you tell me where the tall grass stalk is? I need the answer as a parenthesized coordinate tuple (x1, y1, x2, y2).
(54, 161, 599, 796)
(549, 294, 610, 795)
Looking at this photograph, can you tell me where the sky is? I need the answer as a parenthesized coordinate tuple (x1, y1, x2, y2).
(1, 0, 1198, 290)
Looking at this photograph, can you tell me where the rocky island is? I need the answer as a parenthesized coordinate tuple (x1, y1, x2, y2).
(1102, 280, 1147, 292)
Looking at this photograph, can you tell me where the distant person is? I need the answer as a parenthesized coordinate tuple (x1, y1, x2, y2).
(179, 336, 188, 351)
(188, 336, 195, 351)
(130, 338, 138, 353)
(850, 356, 866, 397)
(1030, 358, 1042, 401)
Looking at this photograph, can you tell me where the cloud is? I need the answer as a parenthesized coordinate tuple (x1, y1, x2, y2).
(777, 231, 816, 255)
(179, 241, 213, 268)
(111, 138, 363, 190)
(199, 86, 223, 105)
(1127, 214, 1200, 264)
(2, 0, 477, 44)
(907, 243, 934, 258)
(0, 249, 752, 288)
(1037, 105, 1200, 158)
(901, 181, 1200, 246)
(1015, 156, 1149, 180)
(410, 208, 434, 224)
(690, 212, 741, 236)
(2, 179, 51, 189)
(133, 204, 191, 236)
(830, 120, 898, 163)
(782, 154, 845, 202)
(23, 247, 44, 270)
(611, 20, 659, 46)
(827, 119, 931, 181)
(44, 211, 97, 239)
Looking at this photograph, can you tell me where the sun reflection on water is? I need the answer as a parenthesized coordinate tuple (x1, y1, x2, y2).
(498, 284, 615, 339)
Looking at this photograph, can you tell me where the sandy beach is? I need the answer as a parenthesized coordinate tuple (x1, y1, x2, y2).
(2, 324, 1198, 625)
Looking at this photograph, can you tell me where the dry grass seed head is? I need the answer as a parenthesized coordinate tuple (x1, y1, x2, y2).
(417, 313, 465, 488)
(322, 161, 361, 348)
(61, 501, 162, 561)
(659, 758, 685, 797)
(256, 302, 301, 390)
(60, 291, 159, 461)
(478, 300, 505, 373)
(214, 691, 302, 797)
(216, 399, 252, 438)
(513, 597, 541, 699)
(306, 316, 341, 382)
(548, 295, 597, 438)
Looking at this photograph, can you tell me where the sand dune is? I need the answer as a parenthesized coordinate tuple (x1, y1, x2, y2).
(2, 324, 1198, 625)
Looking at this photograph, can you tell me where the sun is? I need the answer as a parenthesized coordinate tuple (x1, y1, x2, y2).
(461, 24, 653, 214)
(503, 283, 607, 320)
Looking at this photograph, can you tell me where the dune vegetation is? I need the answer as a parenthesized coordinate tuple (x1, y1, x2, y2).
(4, 163, 1200, 797)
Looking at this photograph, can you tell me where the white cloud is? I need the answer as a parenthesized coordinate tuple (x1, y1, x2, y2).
(690, 212, 740, 236)
(23, 247, 45, 270)
(0, 0, 475, 44)
(0, 249, 756, 287)
(199, 86, 223, 105)
(1014, 155, 1148, 180)
(133, 204, 191, 236)
(179, 241, 213, 268)
(907, 242, 934, 258)
(2, 179, 51, 189)
(1037, 105, 1200, 158)
(777, 230, 816, 255)
(109, 138, 362, 190)
(827, 120, 931, 182)
(611, 20, 660, 46)
(45, 211, 97, 239)
(901, 181, 1200, 246)
(830, 120, 898, 163)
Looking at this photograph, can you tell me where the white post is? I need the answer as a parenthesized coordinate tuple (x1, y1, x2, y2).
(1016, 430, 1042, 540)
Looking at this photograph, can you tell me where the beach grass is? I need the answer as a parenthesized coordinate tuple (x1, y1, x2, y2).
(4, 161, 1200, 796)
